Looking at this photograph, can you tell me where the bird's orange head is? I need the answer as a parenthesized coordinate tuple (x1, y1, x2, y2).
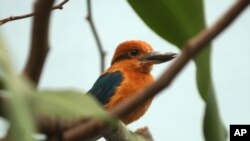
(111, 40, 176, 73)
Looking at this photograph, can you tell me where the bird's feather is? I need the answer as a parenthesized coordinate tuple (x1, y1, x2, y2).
(88, 71, 123, 105)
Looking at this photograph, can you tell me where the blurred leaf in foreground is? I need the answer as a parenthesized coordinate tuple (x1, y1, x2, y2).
(1, 31, 117, 140)
(30, 90, 115, 125)
(0, 32, 36, 141)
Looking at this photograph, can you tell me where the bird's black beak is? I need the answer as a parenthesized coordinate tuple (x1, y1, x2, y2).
(140, 51, 177, 64)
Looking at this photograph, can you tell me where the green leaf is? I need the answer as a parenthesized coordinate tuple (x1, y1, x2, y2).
(127, 0, 227, 141)
(195, 51, 227, 141)
(0, 32, 36, 141)
(128, 0, 205, 48)
(1, 32, 116, 139)
(0, 35, 7, 89)
(6, 88, 36, 141)
(30, 90, 115, 124)
(1, 32, 116, 140)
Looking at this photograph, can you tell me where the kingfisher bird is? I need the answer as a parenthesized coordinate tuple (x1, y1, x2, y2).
(88, 40, 176, 124)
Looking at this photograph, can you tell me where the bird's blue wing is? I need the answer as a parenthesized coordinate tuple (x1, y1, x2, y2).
(88, 71, 123, 105)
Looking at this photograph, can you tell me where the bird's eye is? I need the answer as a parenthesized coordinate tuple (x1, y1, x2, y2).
(129, 49, 139, 56)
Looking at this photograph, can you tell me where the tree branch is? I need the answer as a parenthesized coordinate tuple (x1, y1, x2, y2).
(86, 0, 106, 73)
(0, 0, 69, 26)
(46, 119, 105, 141)
(110, 0, 250, 119)
(46, 120, 153, 141)
(22, 0, 55, 86)
(45, 0, 249, 140)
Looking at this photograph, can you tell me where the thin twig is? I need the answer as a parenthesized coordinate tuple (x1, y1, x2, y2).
(51, 0, 69, 10)
(45, 0, 249, 140)
(22, 0, 55, 86)
(0, 0, 69, 26)
(86, 0, 106, 73)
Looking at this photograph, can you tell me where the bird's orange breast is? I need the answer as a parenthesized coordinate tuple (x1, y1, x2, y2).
(104, 65, 154, 124)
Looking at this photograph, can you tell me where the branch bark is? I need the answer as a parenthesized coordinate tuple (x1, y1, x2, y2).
(22, 0, 55, 86)
(0, 0, 69, 26)
(45, 0, 249, 140)
(86, 0, 106, 73)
